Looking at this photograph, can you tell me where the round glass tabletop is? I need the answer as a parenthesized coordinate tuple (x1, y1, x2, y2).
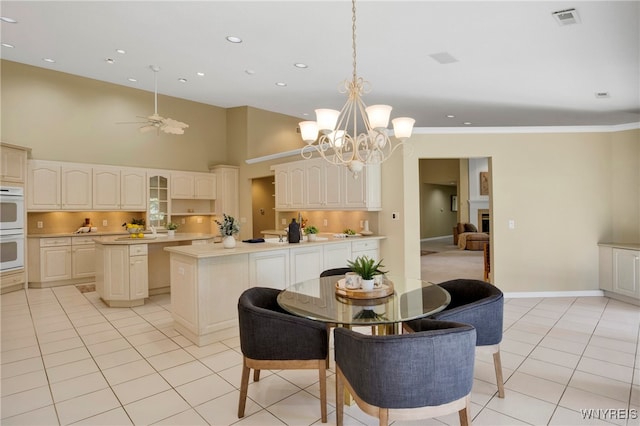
(277, 275, 450, 326)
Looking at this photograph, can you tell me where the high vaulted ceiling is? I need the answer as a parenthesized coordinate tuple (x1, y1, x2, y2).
(1, 1, 639, 128)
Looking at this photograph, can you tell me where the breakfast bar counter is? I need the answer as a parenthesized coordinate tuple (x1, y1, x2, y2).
(164, 235, 385, 345)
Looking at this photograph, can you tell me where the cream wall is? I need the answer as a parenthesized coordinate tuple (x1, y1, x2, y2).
(1, 61, 228, 171)
(391, 129, 639, 293)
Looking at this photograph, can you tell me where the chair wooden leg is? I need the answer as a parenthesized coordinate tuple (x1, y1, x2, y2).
(378, 408, 389, 426)
(253, 369, 261, 382)
(318, 360, 327, 423)
(493, 349, 505, 398)
(238, 361, 251, 418)
(326, 325, 331, 369)
(458, 404, 471, 426)
(336, 368, 344, 426)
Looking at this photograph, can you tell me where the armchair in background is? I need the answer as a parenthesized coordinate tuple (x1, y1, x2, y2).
(453, 222, 489, 251)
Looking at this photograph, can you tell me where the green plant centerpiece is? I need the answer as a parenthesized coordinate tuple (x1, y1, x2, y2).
(304, 225, 319, 241)
(166, 222, 179, 230)
(347, 255, 386, 280)
(215, 214, 240, 248)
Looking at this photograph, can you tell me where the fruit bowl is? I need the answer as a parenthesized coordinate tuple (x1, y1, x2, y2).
(127, 227, 144, 234)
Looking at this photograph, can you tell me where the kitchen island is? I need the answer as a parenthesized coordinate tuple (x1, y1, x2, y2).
(164, 235, 385, 345)
(94, 233, 216, 307)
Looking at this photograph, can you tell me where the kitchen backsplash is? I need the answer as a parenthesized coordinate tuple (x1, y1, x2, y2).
(275, 211, 379, 235)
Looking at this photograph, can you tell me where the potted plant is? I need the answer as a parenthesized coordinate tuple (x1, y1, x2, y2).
(347, 255, 386, 291)
(166, 222, 178, 237)
(304, 225, 319, 241)
(215, 213, 240, 248)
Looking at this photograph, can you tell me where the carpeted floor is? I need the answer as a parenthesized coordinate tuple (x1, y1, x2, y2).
(420, 236, 483, 283)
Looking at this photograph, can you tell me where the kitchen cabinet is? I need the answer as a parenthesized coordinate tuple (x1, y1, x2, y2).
(62, 166, 92, 210)
(351, 239, 380, 261)
(0, 270, 25, 294)
(273, 157, 380, 211)
(148, 172, 170, 228)
(249, 249, 289, 289)
(171, 172, 216, 199)
(1, 143, 28, 184)
(290, 245, 323, 284)
(93, 166, 147, 211)
(323, 242, 352, 270)
(209, 165, 239, 219)
(27, 236, 98, 286)
(599, 244, 640, 303)
(28, 160, 61, 210)
(95, 243, 148, 307)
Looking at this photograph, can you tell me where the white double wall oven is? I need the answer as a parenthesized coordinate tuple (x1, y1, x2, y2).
(0, 186, 25, 272)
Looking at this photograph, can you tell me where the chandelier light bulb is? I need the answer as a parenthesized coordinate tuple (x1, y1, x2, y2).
(366, 105, 392, 130)
(315, 109, 340, 133)
(392, 117, 416, 140)
(299, 121, 319, 144)
(329, 130, 346, 148)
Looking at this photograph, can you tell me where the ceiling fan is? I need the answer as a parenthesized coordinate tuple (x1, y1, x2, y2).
(123, 65, 189, 135)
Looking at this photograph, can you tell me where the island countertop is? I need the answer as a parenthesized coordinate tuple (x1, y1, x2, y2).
(94, 233, 217, 245)
(164, 234, 386, 258)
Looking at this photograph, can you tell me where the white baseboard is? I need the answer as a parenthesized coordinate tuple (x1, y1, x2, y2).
(504, 290, 604, 299)
(420, 235, 453, 242)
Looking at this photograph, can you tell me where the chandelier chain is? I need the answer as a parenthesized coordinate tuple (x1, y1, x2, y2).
(351, 0, 357, 84)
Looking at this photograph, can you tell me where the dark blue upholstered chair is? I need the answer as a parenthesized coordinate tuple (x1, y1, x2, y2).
(405, 278, 505, 398)
(237, 287, 328, 422)
(334, 320, 476, 426)
(320, 267, 352, 277)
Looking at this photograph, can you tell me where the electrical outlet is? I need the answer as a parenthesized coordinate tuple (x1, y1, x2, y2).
(102, 220, 108, 226)
(508, 220, 515, 229)
(181, 218, 186, 225)
(37, 221, 43, 229)
(197, 217, 203, 224)
(323, 219, 328, 226)
(282, 218, 287, 225)
(392, 212, 400, 220)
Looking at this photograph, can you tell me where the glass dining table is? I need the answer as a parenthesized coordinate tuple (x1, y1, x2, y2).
(277, 275, 451, 334)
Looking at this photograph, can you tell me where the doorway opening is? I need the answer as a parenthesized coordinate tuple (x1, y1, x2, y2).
(251, 176, 275, 238)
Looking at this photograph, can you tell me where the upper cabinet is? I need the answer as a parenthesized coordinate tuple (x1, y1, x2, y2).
(273, 157, 381, 211)
(209, 165, 239, 219)
(1, 143, 29, 185)
(28, 160, 92, 210)
(28, 160, 146, 211)
(171, 172, 216, 199)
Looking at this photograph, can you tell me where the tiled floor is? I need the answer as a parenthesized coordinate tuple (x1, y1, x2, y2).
(1, 285, 638, 425)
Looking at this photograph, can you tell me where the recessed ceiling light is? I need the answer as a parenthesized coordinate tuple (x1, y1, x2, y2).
(463, 122, 472, 125)
(105, 58, 115, 64)
(294, 63, 308, 69)
(128, 78, 137, 82)
(275, 82, 287, 87)
(245, 69, 255, 75)
(43, 58, 56, 63)
(429, 52, 458, 65)
(446, 114, 455, 118)
(595, 92, 610, 99)
(116, 49, 126, 54)
(302, 113, 309, 116)
(0, 17, 17, 23)
(226, 36, 242, 44)
(552, 8, 580, 26)
(1, 43, 15, 48)
(178, 78, 187, 83)
(196, 72, 205, 77)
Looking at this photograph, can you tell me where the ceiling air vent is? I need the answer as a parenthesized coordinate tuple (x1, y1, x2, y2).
(552, 8, 580, 26)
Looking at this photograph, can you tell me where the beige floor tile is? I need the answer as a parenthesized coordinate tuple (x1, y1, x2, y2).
(111, 372, 171, 405)
(268, 390, 328, 426)
(146, 348, 196, 371)
(86, 337, 133, 357)
(0, 356, 44, 379)
(42, 346, 91, 368)
(0, 385, 53, 419)
(516, 357, 575, 385)
(577, 357, 635, 384)
(94, 347, 143, 370)
(175, 373, 235, 406)
(123, 389, 191, 425)
(0, 404, 59, 425)
(559, 387, 628, 426)
(568, 370, 632, 403)
(200, 348, 243, 372)
(486, 389, 556, 425)
(50, 371, 109, 403)
(159, 360, 214, 387)
(71, 407, 133, 425)
(135, 338, 181, 358)
(153, 408, 209, 425)
(548, 406, 612, 425)
(0, 369, 49, 396)
(504, 371, 565, 404)
(46, 358, 99, 384)
(102, 359, 156, 386)
(55, 388, 121, 425)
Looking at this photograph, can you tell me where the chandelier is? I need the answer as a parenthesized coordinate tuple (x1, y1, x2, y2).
(299, 0, 415, 177)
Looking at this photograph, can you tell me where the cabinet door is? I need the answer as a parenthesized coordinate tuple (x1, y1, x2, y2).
(40, 246, 72, 282)
(148, 172, 170, 229)
(102, 245, 129, 300)
(72, 245, 95, 278)
(613, 249, 640, 299)
(121, 169, 147, 210)
(274, 167, 290, 209)
(194, 173, 216, 199)
(290, 246, 323, 284)
(323, 162, 342, 209)
(62, 166, 92, 210)
(289, 164, 305, 208)
(1, 146, 26, 183)
(343, 166, 366, 208)
(305, 163, 324, 208)
(171, 173, 194, 199)
(351, 240, 380, 261)
(28, 160, 61, 210)
(212, 166, 239, 218)
(93, 167, 120, 210)
(129, 255, 149, 299)
(324, 243, 351, 270)
(249, 250, 289, 289)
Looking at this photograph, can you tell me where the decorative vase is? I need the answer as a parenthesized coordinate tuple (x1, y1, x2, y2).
(167, 230, 175, 237)
(307, 233, 317, 241)
(223, 235, 236, 249)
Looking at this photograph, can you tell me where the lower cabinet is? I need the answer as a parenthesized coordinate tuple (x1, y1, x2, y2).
(1, 270, 26, 293)
(290, 245, 324, 284)
(599, 244, 640, 303)
(324, 243, 352, 269)
(28, 236, 96, 287)
(351, 239, 380, 261)
(249, 250, 289, 289)
(95, 244, 149, 307)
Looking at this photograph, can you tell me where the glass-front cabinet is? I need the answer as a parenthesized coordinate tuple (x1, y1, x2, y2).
(148, 172, 170, 229)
